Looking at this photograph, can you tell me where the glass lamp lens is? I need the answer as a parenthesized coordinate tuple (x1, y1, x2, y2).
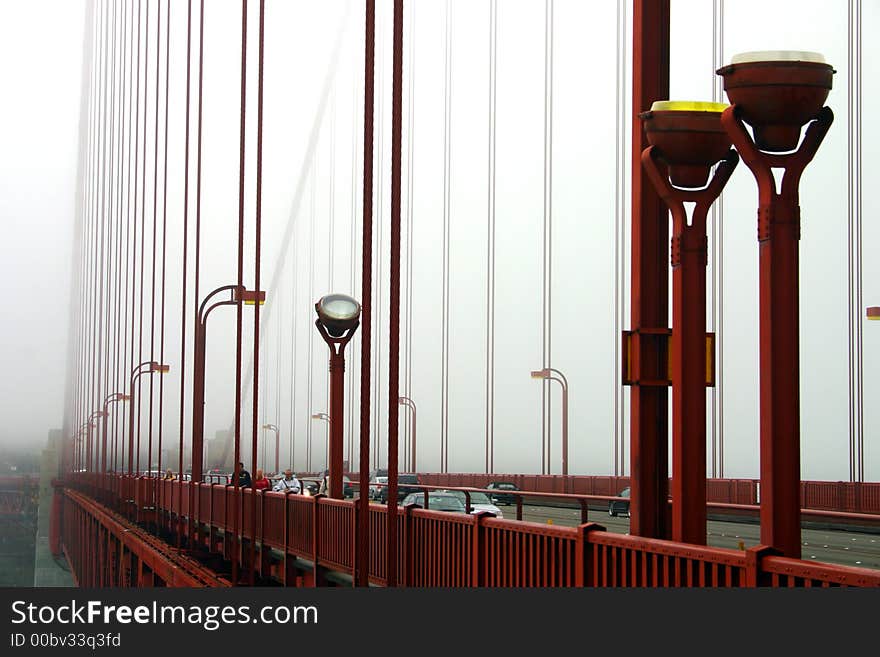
(730, 51, 825, 65)
(650, 100, 728, 112)
(320, 294, 360, 320)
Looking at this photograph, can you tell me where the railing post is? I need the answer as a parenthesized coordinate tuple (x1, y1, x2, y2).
(745, 545, 777, 587)
(403, 503, 416, 587)
(575, 522, 607, 587)
(312, 494, 325, 586)
(470, 511, 493, 587)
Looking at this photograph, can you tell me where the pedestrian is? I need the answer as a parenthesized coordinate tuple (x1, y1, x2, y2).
(234, 462, 252, 488)
(273, 469, 302, 494)
(253, 468, 271, 491)
(163, 468, 175, 481)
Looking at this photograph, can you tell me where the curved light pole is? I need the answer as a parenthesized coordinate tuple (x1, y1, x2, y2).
(74, 422, 93, 473)
(310, 413, 331, 474)
(261, 423, 280, 475)
(639, 100, 738, 546)
(101, 392, 130, 475)
(128, 361, 170, 476)
(85, 410, 107, 475)
(530, 368, 569, 476)
(718, 50, 834, 558)
(398, 396, 417, 472)
(314, 293, 360, 499)
(191, 284, 264, 483)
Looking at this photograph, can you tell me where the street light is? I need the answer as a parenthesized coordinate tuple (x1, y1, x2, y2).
(398, 397, 417, 472)
(128, 361, 170, 476)
(261, 423, 280, 475)
(101, 393, 130, 475)
(530, 368, 569, 476)
(310, 413, 331, 474)
(85, 410, 107, 474)
(718, 50, 834, 559)
(639, 99, 737, 546)
(314, 292, 360, 499)
(191, 285, 265, 483)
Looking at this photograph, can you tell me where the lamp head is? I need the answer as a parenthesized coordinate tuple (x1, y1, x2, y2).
(867, 307, 880, 321)
(717, 50, 834, 152)
(235, 288, 266, 306)
(315, 293, 361, 338)
(639, 100, 731, 188)
(530, 369, 550, 380)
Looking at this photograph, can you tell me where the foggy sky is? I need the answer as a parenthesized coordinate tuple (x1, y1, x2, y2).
(1, 0, 877, 483)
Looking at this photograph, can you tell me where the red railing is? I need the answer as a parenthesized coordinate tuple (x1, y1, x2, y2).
(61, 473, 880, 588)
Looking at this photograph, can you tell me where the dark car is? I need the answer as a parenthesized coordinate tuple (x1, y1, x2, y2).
(377, 473, 421, 504)
(486, 481, 520, 505)
(608, 487, 631, 517)
(342, 475, 355, 499)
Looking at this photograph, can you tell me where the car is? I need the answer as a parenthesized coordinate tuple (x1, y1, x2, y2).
(368, 469, 389, 500)
(401, 491, 466, 513)
(443, 490, 503, 518)
(301, 479, 320, 496)
(377, 473, 421, 504)
(342, 475, 355, 498)
(486, 481, 520, 505)
(609, 487, 631, 517)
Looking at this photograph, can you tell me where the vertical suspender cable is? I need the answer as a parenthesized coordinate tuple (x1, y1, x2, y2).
(541, 0, 554, 474)
(404, 1, 415, 471)
(129, 0, 142, 474)
(485, 0, 497, 474)
(307, 167, 315, 471)
(847, 0, 864, 482)
(440, 0, 452, 473)
(250, 0, 267, 586)
(349, 52, 360, 468)
(65, 0, 94, 476)
(148, 0, 160, 479)
(157, 0, 171, 484)
(123, 0, 134, 473)
(233, 0, 248, 587)
(137, 0, 150, 475)
(613, 0, 626, 477)
(373, 7, 385, 470)
(178, 0, 193, 534)
(387, 0, 404, 588)
(358, 0, 376, 587)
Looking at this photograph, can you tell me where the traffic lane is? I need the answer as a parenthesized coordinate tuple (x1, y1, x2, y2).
(503, 502, 880, 571)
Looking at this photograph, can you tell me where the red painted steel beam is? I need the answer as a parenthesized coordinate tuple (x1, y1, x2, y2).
(357, 0, 376, 588)
(64, 487, 229, 587)
(630, 0, 670, 540)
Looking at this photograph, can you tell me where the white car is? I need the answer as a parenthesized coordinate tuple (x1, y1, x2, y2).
(442, 490, 504, 519)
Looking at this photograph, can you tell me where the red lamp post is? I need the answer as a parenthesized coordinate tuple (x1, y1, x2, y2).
(398, 397, 417, 473)
(639, 100, 738, 545)
(101, 392, 130, 474)
(530, 368, 569, 476)
(314, 293, 360, 499)
(128, 361, 170, 476)
(718, 50, 834, 559)
(191, 285, 264, 483)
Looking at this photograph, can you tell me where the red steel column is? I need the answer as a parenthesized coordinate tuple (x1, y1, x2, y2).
(329, 353, 346, 500)
(630, 0, 670, 540)
(722, 106, 833, 558)
(671, 219, 707, 544)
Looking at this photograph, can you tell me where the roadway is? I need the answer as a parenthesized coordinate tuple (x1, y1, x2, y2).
(507, 502, 880, 571)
